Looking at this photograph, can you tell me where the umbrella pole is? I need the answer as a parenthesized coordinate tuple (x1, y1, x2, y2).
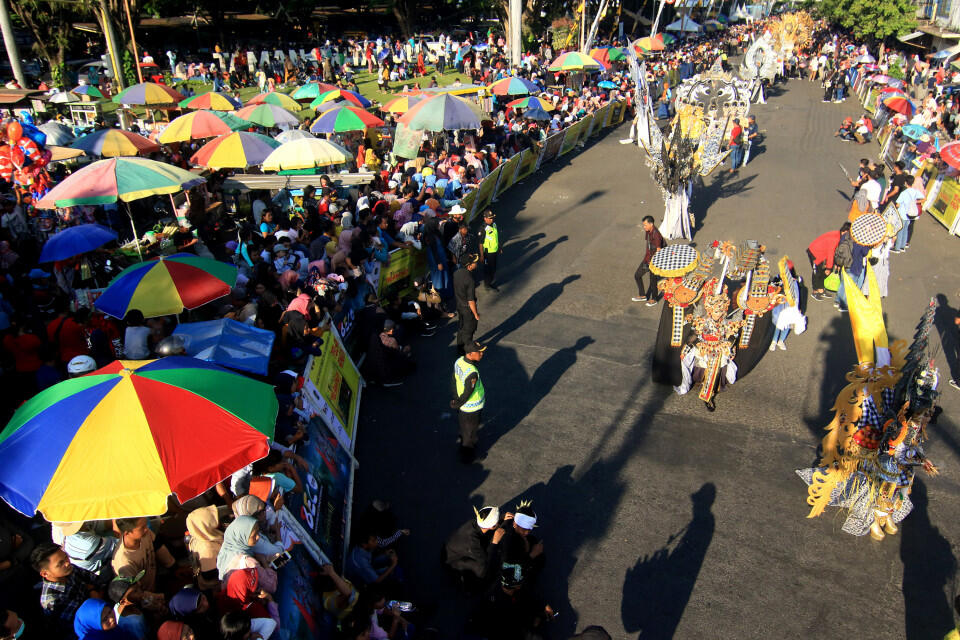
(125, 201, 143, 261)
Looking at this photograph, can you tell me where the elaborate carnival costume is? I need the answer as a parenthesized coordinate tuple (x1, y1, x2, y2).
(0, 119, 52, 204)
(652, 240, 785, 411)
(797, 267, 941, 540)
(740, 11, 814, 102)
(628, 51, 751, 240)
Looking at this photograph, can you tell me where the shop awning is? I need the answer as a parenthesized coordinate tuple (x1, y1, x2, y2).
(899, 31, 924, 43)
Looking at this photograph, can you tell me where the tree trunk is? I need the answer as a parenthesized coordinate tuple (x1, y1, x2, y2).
(392, 0, 416, 39)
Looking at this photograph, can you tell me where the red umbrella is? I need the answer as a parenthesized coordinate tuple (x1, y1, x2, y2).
(939, 141, 960, 169)
(883, 95, 915, 116)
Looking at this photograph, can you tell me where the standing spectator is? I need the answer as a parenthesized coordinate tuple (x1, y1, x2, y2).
(31, 543, 107, 638)
(807, 225, 843, 301)
(743, 115, 759, 165)
(453, 253, 481, 354)
(632, 216, 665, 306)
(111, 517, 175, 595)
(450, 341, 487, 463)
(892, 175, 924, 253)
(727, 118, 744, 173)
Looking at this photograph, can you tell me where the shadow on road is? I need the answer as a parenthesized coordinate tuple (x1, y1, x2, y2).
(691, 173, 758, 233)
(936, 293, 959, 383)
(901, 479, 957, 639)
(479, 273, 580, 344)
(479, 336, 595, 456)
(496, 235, 571, 286)
(621, 483, 716, 639)
(803, 314, 858, 447)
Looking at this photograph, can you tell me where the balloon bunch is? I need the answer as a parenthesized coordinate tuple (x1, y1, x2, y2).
(0, 119, 52, 202)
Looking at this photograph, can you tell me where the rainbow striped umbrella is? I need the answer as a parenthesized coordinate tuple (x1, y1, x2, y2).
(506, 96, 554, 112)
(72, 85, 104, 99)
(291, 82, 339, 100)
(95, 253, 238, 319)
(381, 94, 427, 113)
(310, 106, 384, 133)
(190, 131, 280, 169)
(35, 158, 205, 209)
(159, 110, 249, 143)
(589, 47, 627, 66)
(262, 138, 351, 171)
(309, 89, 372, 110)
(70, 129, 159, 157)
(883, 95, 915, 116)
(246, 91, 301, 111)
(398, 94, 484, 132)
(112, 82, 184, 105)
(548, 51, 603, 71)
(633, 33, 675, 54)
(235, 103, 301, 128)
(178, 91, 242, 111)
(0, 356, 277, 522)
(488, 76, 540, 96)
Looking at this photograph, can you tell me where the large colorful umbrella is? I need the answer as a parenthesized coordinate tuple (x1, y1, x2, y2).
(262, 138, 351, 171)
(70, 129, 160, 157)
(179, 91, 242, 111)
(0, 356, 277, 522)
(939, 141, 960, 169)
(901, 124, 930, 141)
(309, 89, 372, 110)
(49, 92, 80, 104)
(159, 110, 249, 143)
(507, 96, 554, 112)
(112, 82, 184, 105)
(380, 94, 427, 114)
(246, 91, 301, 111)
(868, 74, 893, 84)
(398, 94, 484, 132)
(38, 122, 75, 146)
(275, 129, 314, 143)
(523, 106, 551, 121)
(72, 85, 104, 99)
(310, 106, 384, 134)
(548, 51, 603, 72)
(190, 131, 280, 169)
(291, 82, 339, 100)
(488, 77, 540, 96)
(39, 224, 118, 263)
(35, 158, 205, 209)
(633, 33, 675, 54)
(883, 95, 915, 116)
(589, 47, 627, 66)
(704, 19, 725, 31)
(235, 103, 301, 128)
(95, 253, 238, 319)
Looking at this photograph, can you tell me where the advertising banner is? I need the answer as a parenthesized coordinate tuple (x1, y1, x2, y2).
(460, 187, 479, 222)
(472, 164, 503, 215)
(377, 245, 428, 299)
(559, 118, 588, 156)
(301, 326, 363, 453)
(392, 123, 423, 159)
(495, 152, 524, 198)
(927, 178, 960, 234)
(274, 414, 355, 639)
(589, 105, 612, 137)
(538, 132, 566, 167)
(514, 146, 541, 182)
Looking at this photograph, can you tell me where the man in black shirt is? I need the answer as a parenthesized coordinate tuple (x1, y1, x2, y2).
(171, 222, 197, 254)
(882, 160, 910, 209)
(453, 253, 480, 354)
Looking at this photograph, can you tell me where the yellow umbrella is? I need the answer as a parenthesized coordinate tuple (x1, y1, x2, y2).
(261, 138, 351, 171)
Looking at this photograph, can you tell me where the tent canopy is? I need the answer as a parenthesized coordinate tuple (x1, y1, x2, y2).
(172, 318, 275, 375)
(665, 17, 701, 32)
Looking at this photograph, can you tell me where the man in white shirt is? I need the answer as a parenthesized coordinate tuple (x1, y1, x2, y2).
(861, 169, 883, 211)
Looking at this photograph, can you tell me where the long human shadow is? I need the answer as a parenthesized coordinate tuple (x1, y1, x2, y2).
(490, 365, 676, 637)
(479, 273, 581, 344)
(690, 173, 758, 233)
(901, 479, 957, 639)
(621, 483, 716, 639)
(479, 336, 595, 456)
(495, 235, 571, 286)
(802, 314, 858, 447)
(935, 293, 960, 384)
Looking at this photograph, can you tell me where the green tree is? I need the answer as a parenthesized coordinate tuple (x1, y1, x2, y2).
(816, 0, 916, 42)
(8, 0, 78, 86)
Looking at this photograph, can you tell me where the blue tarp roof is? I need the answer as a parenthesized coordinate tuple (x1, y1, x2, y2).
(173, 318, 274, 375)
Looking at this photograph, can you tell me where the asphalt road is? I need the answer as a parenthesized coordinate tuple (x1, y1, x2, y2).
(354, 76, 960, 639)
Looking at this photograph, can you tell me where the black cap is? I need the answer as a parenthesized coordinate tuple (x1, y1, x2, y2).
(464, 341, 487, 355)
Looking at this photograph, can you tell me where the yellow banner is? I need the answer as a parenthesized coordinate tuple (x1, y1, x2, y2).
(377, 246, 427, 298)
(460, 188, 478, 221)
(560, 118, 588, 156)
(495, 152, 523, 198)
(471, 164, 503, 218)
(590, 105, 612, 136)
(514, 146, 541, 182)
(607, 101, 627, 126)
(303, 327, 362, 451)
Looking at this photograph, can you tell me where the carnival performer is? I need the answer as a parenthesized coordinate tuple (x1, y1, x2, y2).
(443, 505, 506, 592)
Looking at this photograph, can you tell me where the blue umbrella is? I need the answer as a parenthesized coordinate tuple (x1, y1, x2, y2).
(933, 49, 953, 59)
(523, 106, 551, 121)
(377, 49, 390, 61)
(597, 80, 617, 89)
(39, 224, 118, 263)
(901, 124, 930, 140)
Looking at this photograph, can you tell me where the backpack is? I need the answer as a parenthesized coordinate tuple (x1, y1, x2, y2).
(834, 235, 853, 269)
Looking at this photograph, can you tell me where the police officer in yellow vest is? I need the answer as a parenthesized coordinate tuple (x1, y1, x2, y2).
(478, 210, 499, 289)
(450, 340, 486, 463)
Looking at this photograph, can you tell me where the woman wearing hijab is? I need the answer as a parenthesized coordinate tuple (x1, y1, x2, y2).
(73, 599, 134, 640)
(186, 506, 223, 588)
(232, 495, 284, 557)
(219, 568, 279, 639)
(216, 516, 277, 593)
(169, 587, 219, 640)
(157, 621, 195, 640)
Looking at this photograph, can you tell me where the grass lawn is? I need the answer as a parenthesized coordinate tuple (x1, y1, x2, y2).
(97, 67, 476, 124)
